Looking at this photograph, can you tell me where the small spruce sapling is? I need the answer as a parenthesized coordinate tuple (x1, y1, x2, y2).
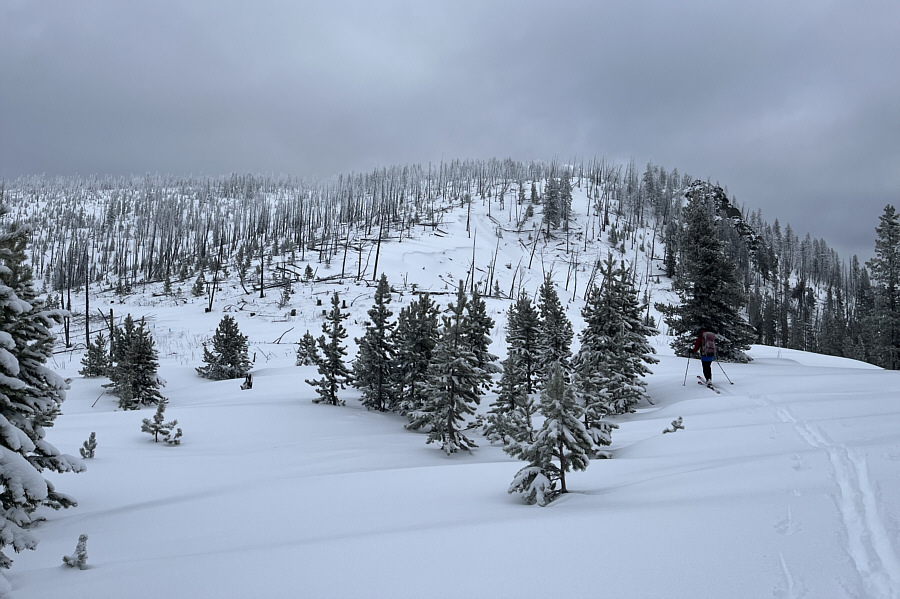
(279, 281, 292, 308)
(192, 272, 207, 297)
(80, 432, 97, 459)
(141, 398, 178, 443)
(62, 534, 88, 570)
(296, 330, 320, 366)
(663, 417, 685, 434)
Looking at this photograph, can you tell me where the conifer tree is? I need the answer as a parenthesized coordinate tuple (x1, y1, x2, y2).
(394, 293, 440, 427)
(611, 259, 659, 409)
(417, 282, 490, 454)
(536, 274, 573, 382)
(484, 355, 537, 446)
(656, 189, 755, 360)
(846, 258, 878, 363)
(141, 397, 179, 443)
(196, 315, 251, 380)
(192, 272, 206, 296)
(106, 315, 166, 409)
(573, 255, 655, 451)
(278, 282, 292, 309)
(80, 432, 98, 459)
(306, 292, 351, 406)
(2, 225, 72, 454)
(465, 285, 499, 374)
(80, 331, 110, 377)
(507, 362, 593, 506)
(818, 287, 848, 357)
(0, 214, 83, 574)
(295, 330, 320, 366)
(866, 204, 900, 369)
(484, 292, 540, 445)
(542, 177, 560, 235)
(353, 274, 396, 411)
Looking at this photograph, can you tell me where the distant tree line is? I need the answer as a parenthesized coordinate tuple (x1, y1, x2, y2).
(3, 156, 899, 370)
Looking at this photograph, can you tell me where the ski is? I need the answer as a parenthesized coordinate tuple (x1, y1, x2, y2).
(697, 375, 720, 394)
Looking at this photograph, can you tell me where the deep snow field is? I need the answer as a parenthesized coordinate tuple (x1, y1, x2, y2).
(5, 194, 900, 598)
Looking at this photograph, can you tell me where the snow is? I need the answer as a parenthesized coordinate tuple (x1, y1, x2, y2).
(6, 330, 898, 597)
(4, 189, 900, 598)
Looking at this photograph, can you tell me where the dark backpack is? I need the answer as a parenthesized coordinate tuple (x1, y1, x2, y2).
(701, 331, 716, 356)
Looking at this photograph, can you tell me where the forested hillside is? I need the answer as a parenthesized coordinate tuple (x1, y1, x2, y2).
(1, 157, 897, 368)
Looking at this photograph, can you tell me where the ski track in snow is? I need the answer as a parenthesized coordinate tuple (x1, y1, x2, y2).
(756, 394, 900, 598)
(777, 552, 801, 599)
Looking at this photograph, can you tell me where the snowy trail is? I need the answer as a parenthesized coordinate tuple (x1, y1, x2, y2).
(758, 393, 900, 598)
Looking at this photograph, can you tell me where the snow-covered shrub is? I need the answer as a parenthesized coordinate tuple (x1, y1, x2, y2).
(62, 534, 88, 570)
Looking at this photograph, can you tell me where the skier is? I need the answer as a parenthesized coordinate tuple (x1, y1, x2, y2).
(692, 329, 716, 386)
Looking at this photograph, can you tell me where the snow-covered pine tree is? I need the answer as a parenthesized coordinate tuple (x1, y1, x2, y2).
(80, 331, 110, 377)
(0, 221, 83, 496)
(106, 315, 138, 409)
(418, 282, 490, 454)
(394, 293, 440, 427)
(542, 176, 560, 234)
(196, 314, 251, 380)
(466, 285, 499, 374)
(353, 274, 396, 411)
(0, 213, 83, 575)
(575, 255, 658, 424)
(507, 361, 593, 506)
(536, 274, 573, 382)
(506, 290, 541, 395)
(295, 330, 320, 366)
(484, 354, 537, 446)
(306, 292, 351, 406)
(572, 281, 617, 444)
(656, 187, 755, 360)
(483, 292, 540, 445)
(608, 258, 658, 412)
(106, 314, 166, 409)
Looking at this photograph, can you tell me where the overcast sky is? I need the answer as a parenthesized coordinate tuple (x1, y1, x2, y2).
(2, 1, 898, 259)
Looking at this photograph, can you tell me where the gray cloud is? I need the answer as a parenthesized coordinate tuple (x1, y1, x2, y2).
(2, 0, 897, 259)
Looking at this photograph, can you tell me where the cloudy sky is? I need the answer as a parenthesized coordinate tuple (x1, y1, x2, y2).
(2, 1, 898, 259)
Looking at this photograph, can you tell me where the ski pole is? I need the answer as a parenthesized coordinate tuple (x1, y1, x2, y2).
(682, 352, 691, 385)
(716, 359, 734, 385)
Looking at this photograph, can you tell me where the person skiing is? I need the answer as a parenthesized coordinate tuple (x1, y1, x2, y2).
(692, 329, 716, 386)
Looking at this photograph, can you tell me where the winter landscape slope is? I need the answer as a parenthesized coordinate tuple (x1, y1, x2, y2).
(5, 181, 900, 598)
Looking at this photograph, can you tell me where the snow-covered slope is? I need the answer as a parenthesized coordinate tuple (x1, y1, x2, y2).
(7, 184, 900, 598)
